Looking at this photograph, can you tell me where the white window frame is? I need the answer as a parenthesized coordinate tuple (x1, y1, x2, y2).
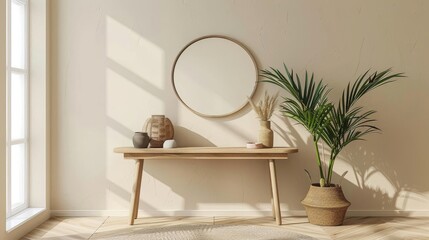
(6, 0, 30, 218)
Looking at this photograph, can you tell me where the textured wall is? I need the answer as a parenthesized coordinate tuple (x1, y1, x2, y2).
(50, 0, 429, 215)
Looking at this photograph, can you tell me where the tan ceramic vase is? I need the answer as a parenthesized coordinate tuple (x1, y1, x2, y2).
(259, 120, 273, 148)
(301, 184, 351, 226)
(144, 115, 174, 148)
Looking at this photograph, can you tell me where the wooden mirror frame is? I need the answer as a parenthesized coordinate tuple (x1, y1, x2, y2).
(171, 35, 258, 118)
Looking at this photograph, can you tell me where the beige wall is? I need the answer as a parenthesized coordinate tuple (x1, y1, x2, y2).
(50, 0, 429, 216)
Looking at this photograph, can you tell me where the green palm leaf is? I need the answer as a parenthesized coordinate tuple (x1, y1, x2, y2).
(261, 64, 404, 186)
(260, 65, 332, 181)
(322, 70, 404, 184)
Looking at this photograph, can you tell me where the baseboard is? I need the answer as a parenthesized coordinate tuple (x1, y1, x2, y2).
(51, 210, 302, 217)
(50, 209, 429, 217)
(346, 210, 429, 217)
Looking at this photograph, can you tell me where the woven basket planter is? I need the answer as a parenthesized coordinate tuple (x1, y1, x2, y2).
(301, 184, 351, 226)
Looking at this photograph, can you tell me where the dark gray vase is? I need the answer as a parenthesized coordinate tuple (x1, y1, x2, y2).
(133, 132, 150, 148)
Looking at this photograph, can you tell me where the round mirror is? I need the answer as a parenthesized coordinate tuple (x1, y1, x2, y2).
(172, 36, 258, 118)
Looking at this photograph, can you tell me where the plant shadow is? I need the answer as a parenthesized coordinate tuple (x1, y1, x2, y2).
(273, 116, 418, 218)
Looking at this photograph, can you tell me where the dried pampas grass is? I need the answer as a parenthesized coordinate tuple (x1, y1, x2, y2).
(248, 91, 279, 121)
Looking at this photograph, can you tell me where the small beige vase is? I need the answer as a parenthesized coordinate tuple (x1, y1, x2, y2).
(259, 120, 273, 148)
(301, 184, 351, 226)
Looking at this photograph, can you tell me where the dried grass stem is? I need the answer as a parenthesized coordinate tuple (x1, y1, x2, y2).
(248, 91, 279, 121)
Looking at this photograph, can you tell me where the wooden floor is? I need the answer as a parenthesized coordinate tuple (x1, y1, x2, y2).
(23, 216, 429, 240)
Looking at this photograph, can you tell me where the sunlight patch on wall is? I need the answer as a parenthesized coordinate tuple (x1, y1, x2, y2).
(271, 114, 310, 147)
(106, 16, 165, 89)
(396, 190, 429, 210)
(364, 166, 397, 199)
(106, 68, 164, 130)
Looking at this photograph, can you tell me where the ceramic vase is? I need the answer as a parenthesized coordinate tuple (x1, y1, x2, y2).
(259, 120, 273, 148)
(132, 132, 150, 148)
(163, 139, 177, 148)
(144, 115, 174, 148)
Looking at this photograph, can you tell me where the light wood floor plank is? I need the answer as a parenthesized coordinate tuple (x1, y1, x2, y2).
(91, 216, 213, 239)
(214, 216, 330, 239)
(22, 216, 429, 240)
(22, 217, 107, 240)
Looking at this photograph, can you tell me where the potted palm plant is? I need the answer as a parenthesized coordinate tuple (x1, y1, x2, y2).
(260, 65, 403, 225)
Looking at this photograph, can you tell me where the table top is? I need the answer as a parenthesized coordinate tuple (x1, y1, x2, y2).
(114, 147, 298, 160)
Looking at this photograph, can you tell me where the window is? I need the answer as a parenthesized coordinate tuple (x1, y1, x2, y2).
(6, 0, 29, 217)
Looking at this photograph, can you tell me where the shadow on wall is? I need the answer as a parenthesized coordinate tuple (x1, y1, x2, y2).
(174, 126, 216, 147)
(275, 115, 422, 216)
(340, 146, 424, 216)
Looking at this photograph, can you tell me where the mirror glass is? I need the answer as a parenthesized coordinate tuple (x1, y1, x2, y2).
(172, 36, 258, 117)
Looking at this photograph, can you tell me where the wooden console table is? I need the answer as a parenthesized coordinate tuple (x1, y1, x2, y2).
(114, 147, 298, 225)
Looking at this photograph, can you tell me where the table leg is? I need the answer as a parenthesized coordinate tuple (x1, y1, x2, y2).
(268, 160, 275, 219)
(269, 159, 282, 225)
(129, 159, 144, 225)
